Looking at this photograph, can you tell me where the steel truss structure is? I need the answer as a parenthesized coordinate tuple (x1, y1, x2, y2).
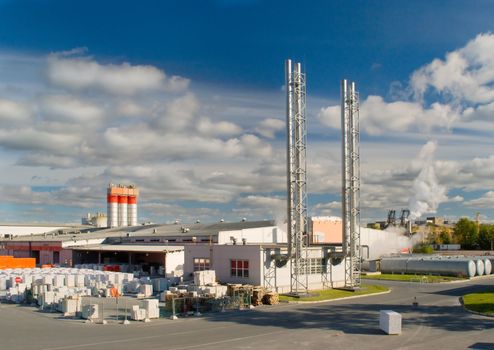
(341, 80, 362, 289)
(285, 59, 309, 294)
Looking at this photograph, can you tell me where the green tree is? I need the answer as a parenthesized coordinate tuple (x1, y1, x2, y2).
(454, 218, 478, 249)
(439, 229, 451, 244)
(478, 224, 494, 250)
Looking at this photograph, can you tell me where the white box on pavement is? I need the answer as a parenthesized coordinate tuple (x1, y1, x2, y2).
(379, 310, 402, 335)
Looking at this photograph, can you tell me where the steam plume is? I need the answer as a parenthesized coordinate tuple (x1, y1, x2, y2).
(408, 141, 447, 220)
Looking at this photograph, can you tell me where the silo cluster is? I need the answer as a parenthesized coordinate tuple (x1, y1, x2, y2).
(107, 184, 139, 228)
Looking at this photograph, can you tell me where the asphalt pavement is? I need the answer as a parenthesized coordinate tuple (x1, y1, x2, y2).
(1, 277, 493, 350)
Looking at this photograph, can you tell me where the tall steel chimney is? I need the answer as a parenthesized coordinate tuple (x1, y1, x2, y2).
(286, 59, 308, 294)
(341, 79, 361, 289)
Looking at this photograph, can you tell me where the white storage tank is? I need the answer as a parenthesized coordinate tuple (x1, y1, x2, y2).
(381, 257, 476, 278)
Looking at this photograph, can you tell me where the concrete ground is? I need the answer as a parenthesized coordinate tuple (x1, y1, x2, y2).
(1, 277, 493, 350)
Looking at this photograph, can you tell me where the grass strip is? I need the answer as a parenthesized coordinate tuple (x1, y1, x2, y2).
(463, 290, 494, 315)
(362, 273, 464, 283)
(279, 284, 389, 302)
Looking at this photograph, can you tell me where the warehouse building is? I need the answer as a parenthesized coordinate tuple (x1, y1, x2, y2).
(0, 219, 412, 291)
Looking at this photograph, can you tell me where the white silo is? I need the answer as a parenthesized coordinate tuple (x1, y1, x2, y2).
(118, 195, 128, 227)
(107, 193, 118, 228)
(128, 195, 137, 226)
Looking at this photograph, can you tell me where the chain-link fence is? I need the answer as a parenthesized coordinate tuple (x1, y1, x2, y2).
(27, 289, 255, 323)
(77, 292, 252, 322)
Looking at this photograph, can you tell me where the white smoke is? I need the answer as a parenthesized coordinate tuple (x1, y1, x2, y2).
(408, 140, 447, 220)
(362, 226, 422, 259)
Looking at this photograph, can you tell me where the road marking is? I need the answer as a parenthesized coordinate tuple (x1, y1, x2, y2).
(169, 330, 287, 350)
(41, 325, 233, 350)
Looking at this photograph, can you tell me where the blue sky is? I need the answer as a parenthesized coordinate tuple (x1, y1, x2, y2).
(1, 0, 494, 224)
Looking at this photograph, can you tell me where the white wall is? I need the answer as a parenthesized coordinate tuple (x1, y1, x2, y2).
(260, 248, 346, 293)
(184, 245, 262, 285)
(183, 244, 346, 291)
(218, 226, 287, 244)
(165, 250, 184, 277)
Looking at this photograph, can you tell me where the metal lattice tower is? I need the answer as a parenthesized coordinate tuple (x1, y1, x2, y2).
(341, 80, 361, 289)
(285, 59, 309, 294)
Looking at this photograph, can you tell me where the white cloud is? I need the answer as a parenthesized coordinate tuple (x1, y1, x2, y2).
(239, 134, 272, 158)
(464, 191, 494, 208)
(196, 117, 242, 137)
(0, 128, 81, 153)
(411, 33, 494, 104)
(46, 54, 189, 95)
(41, 95, 104, 124)
(116, 101, 146, 117)
(0, 98, 32, 127)
(318, 96, 458, 135)
(319, 33, 494, 136)
(4, 35, 494, 224)
(153, 93, 200, 130)
(255, 118, 285, 138)
(235, 195, 286, 220)
(311, 201, 341, 216)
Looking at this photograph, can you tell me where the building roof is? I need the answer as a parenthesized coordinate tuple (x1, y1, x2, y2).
(0, 220, 276, 243)
(71, 244, 184, 253)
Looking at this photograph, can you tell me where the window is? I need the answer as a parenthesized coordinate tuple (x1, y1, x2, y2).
(230, 259, 249, 278)
(295, 258, 326, 275)
(193, 258, 210, 271)
(150, 239, 160, 242)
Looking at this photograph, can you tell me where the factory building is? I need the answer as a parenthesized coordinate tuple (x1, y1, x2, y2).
(81, 212, 107, 227)
(0, 224, 78, 238)
(107, 184, 139, 228)
(309, 216, 343, 244)
(1, 219, 413, 291)
(0, 241, 73, 266)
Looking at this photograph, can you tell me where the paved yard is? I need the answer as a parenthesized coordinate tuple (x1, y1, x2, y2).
(1, 277, 493, 350)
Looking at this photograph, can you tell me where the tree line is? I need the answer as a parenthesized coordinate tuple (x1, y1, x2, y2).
(436, 218, 494, 250)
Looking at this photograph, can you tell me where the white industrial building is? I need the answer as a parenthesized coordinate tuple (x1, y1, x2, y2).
(1, 220, 413, 291)
(183, 243, 345, 292)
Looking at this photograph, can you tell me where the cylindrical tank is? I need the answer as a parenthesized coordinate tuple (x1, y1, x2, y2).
(440, 257, 485, 276)
(410, 259, 476, 278)
(381, 257, 476, 278)
(118, 196, 128, 227)
(483, 258, 492, 275)
(127, 195, 137, 226)
(107, 194, 118, 228)
(470, 259, 484, 276)
(487, 258, 494, 275)
(380, 258, 409, 274)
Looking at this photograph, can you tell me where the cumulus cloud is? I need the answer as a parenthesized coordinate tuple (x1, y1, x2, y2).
(319, 96, 458, 135)
(311, 201, 341, 216)
(0, 99, 32, 127)
(411, 33, 494, 104)
(5, 35, 494, 224)
(41, 95, 104, 124)
(46, 54, 189, 95)
(235, 195, 286, 220)
(196, 117, 242, 137)
(465, 191, 494, 208)
(255, 118, 285, 138)
(319, 33, 494, 136)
